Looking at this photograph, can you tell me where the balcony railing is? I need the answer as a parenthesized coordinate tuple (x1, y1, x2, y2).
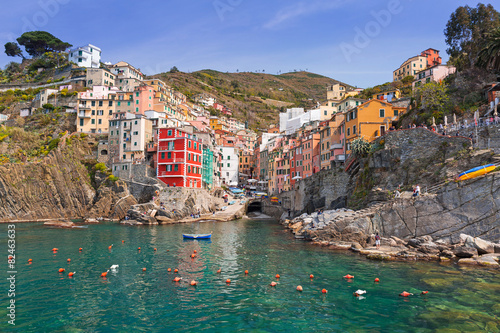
(78, 112, 90, 118)
(78, 104, 90, 109)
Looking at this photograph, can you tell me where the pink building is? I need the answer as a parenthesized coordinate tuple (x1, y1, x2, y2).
(412, 65, 456, 89)
(301, 133, 320, 179)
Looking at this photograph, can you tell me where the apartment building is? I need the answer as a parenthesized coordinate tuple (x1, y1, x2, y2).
(68, 44, 101, 68)
(76, 86, 119, 133)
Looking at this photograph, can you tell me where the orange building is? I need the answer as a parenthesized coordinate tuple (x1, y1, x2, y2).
(344, 100, 406, 151)
(420, 48, 442, 67)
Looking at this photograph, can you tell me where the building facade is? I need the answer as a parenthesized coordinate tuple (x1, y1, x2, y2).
(68, 44, 101, 68)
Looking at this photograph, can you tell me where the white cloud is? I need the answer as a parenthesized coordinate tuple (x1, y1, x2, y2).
(263, 0, 345, 29)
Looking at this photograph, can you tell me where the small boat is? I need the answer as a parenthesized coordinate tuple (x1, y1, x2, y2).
(458, 164, 496, 181)
(183, 233, 212, 239)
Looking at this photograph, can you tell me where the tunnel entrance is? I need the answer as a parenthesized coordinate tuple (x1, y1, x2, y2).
(247, 201, 262, 213)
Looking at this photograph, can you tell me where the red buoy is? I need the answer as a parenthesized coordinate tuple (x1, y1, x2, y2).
(174, 269, 178, 273)
(399, 291, 412, 297)
(167, 268, 172, 272)
(79, 248, 82, 252)
(58, 268, 65, 273)
(296, 285, 303, 291)
(68, 272, 74, 277)
(28, 259, 32, 263)
(142, 268, 147, 272)
(173, 277, 181, 282)
(194, 250, 197, 253)
(309, 274, 314, 279)
(421, 291, 429, 295)
(245, 270, 249, 275)
(375, 278, 380, 282)
(322, 289, 328, 294)
(343, 274, 354, 279)
(270, 281, 277, 287)
(67, 258, 71, 262)
(226, 279, 231, 284)
(275, 274, 280, 279)
(154, 248, 157, 251)
(217, 268, 221, 274)
(190, 280, 197, 286)
(138, 247, 141, 251)
(101, 272, 108, 277)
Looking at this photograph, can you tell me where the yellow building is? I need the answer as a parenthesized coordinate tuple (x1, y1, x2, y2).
(76, 86, 118, 134)
(371, 89, 401, 101)
(393, 55, 427, 81)
(344, 100, 406, 150)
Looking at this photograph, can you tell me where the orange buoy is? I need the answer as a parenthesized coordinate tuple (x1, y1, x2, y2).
(67, 258, 71, 262)
(270, 281, 277, 287)
(138, 247, 141, 250)
(108, 245, 112, 250)
(28, 259, 32, 262)
(122, 240, 125, 243)
(322, 289, 328, 294)
(101, 272, 108, 277)
(217, 269, 221, 274)
(226, 279, 231, 284)
(343, 274, 354, 279)
(142, 268, 147, 272)
(68, 272, 74, 277)
(52, 248, 58, 252)
(167, 249, 169, 252)
(296, 285, 303, 292)
(399, 291, 412, 297)
(190, 280, 197, 286)
(154, 248, 157, 251)
(244, 270, 249, 275)
(79, 248, 82, 251)
(173, 277, 181, 282)
(191, 254, 196, 258)
(58, 268, 65, 273)
(421, 291, 429, 295)
(174, 269, 178, 273)
(375, 278, 380, 282)
(309, 274, 314, 279)
(167, 268, 172, 272)
(194, 250, 197, 253)
(275, 274, 280, 279)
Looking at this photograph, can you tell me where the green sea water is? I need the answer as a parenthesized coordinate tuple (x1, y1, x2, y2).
(0, 219, 499, 332)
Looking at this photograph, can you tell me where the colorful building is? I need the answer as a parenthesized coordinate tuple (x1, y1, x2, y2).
(412, 65, 456, 88)
(420, 48, 442, 67)
(393, 55, 427, 81)
(157, 128, 202, 188)
(202, 148, 214, 189)
(76, 86, 118, 133)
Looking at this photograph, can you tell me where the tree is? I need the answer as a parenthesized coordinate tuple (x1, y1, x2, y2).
(401, 75, 414, 85)
(169, 66, 179, 73)
(444, 4, 500, 70)
(477, 27, 500, 71)
(415, 82, 449, 112)
(4, 42, 23, 59)
(16, 31, 72, 57)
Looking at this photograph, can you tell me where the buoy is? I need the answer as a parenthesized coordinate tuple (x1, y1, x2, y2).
(154, 248, 157, 251)
(173, 277, 181, 282)
(122, 240, 125, 243)
(108, 245, 112, 250)
(67, 258, 71, 262)
(245, 270, 249, 275)
(421, 291, 429, 295)
(79, 248, 82, 251)
(190, 280, 197, 286)
(68, 272, 74, 277)
(167, 250, 169, 252)
(101, 272, 108, 277)
(142, 268, 146, 272)
(28, 259, 32, 262)
(191, 254, 196, 258)
(138, 247, 141, 251)
(309, 274, 314, 279)
(217, 269, 221, 274)
(399, 291, 412, 297)
(194, 250, 197, 253)
(167, 268, 171, 272)
(275, 274, 280, 279)
(322, 289, 328, 294)
(226, 279, 231, 284)
(52, 248, 58, 251)
(354, 290, 366, 297)
(270, 281, 277, 287)
(174, 269, 178, 273)
(375, 278, 380, 282)
(296, 285, 303, 292)
(343, 274, 354, 279)
(58, 268, 65, 273)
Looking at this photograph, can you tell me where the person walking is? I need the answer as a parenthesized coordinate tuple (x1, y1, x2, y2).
(375, 232, 381, 250)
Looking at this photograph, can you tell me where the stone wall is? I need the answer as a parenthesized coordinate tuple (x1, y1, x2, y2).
(113, 163, 162, 203)
(277, 168, 352, 215)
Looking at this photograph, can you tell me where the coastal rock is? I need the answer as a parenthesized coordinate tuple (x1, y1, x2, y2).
(350, 242, 363, 252)
(44, 221, 75, 228)
(463, 234, 496, 255)
(454, 246, 478, 258)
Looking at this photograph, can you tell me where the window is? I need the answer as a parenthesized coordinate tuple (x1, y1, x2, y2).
(167, 165, 172, 172)
(188, 166, 191, 173)
(98, 119, 102, 125)
(347, 128, 350, 136)
(108, 101, 113, 106)
(188, 141, 191, 148)
(167, 152, 171, 159)
(99, 101, 103, 107)
(167, 130, 172, 136)
(188, 153, 191, 160)
(134, 142, 137, 146)
(135, 121, 137, 125)
(353, 125, 356, 134)
(379, 109, 385, 117)
(174, 164, 178, 171)
(91, 119, 95, 124)
(380, 126, 386, 136)
(194, 143, 197, 150)
(227, 156, 230, 160)
(227, 163, 230, 167)
(92, 110, 96, 115)
(161, 152, 165, 159)
(97, 110, 103, 115)
(394, 110, 399, 116)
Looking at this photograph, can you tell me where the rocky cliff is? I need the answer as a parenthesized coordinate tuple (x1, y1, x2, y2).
(0, 139, 136, 222)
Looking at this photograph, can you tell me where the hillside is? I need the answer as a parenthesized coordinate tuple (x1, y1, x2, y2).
(151, 70, 355, 130)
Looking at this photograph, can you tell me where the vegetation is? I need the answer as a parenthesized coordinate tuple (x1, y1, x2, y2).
(445, 3, 500, 70)
(477, 26, 500, 71)
(8, 31, 72, 58)
(350, 137, 371, 157)
(4, 42, 23, 59)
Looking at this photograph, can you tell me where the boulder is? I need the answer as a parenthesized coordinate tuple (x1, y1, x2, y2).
(350, 242, 363, 252)
(454, 246, 478, 258)
(84, 218, 99, 223)
(43, 221, 75, 228)
(138, 216, 158, 225)
(464, 236, 495, 255)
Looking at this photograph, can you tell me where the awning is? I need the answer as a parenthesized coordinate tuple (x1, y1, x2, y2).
(247, 179, 258, 183)
(229, 181, 238, 186)
(292, 176, 302, 180)
(258, 181, 267, 184)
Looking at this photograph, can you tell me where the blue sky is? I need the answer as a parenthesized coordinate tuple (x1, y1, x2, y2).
(0, 0, 494, 88)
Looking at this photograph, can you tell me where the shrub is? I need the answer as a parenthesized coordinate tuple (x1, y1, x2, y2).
(47, 138, 60, 150)
(351, 137, 371, 157)
(95, 162, 107, 172)
(107, 175, 119, 182)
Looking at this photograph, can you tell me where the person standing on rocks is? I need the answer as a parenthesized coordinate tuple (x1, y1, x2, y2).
(375, 232, 381, 250)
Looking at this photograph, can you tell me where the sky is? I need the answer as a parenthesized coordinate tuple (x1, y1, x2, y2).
(0, 0, 495, 88)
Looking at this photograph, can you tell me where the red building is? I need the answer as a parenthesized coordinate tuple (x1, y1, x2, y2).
(157, 128, 202, 188)
(421, 48, 442, 67)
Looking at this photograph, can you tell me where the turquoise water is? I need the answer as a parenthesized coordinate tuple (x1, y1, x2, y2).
(0, 219, 499, 332)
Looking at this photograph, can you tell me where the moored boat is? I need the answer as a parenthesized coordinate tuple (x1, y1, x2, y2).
(457, 164, 496, 181)
(182, 233, 212, 239)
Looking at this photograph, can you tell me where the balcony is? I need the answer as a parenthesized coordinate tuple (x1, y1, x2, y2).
(78, 112, 90, 118)
(78, 104, 90, 109)
(335, 154, 346, 161)
(124, 148, 144, 152)
(330, 143, 343, 149)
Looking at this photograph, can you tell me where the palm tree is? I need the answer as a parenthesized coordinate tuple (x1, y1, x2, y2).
(477, 27, 500, 71)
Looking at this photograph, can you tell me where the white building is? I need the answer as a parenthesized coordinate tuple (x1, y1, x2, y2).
(68, 44, 101, 68)
(218, 146, 239, 185)
(280, 108, 321, 135)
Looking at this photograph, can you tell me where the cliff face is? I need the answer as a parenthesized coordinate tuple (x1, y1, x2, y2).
(0, 140, 136, 222)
